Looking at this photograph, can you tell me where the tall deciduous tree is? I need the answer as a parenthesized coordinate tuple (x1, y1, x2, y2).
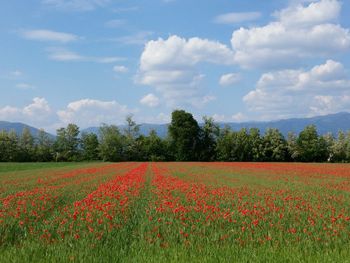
(35, 129, 53, 162)
(297, 125, 327, 162)
(54, 124, 80, 161)
(98, 124, 123, 161)
(198, 116, 219, 161)
(262, 128, 287, 162)
(19, 128, 35, 162)
(249, 128, 263, 161)
(81, 132, 99, 161)
(168, 110, 200, 161)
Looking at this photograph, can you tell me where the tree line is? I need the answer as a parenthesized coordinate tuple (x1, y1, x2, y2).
(1, 110, 350, 163)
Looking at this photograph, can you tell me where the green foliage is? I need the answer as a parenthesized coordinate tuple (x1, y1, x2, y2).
(216, 128, 254, 161)
(0, 109, 350, 163)
(262, 128, 288, 162)
(98, 124, 124, 162)
(80, 133, 99, 161)
(18, 128, 35, 162)
(297, 125, 328, 162)
(198, 116, 219, 161)
(168, 110, 200, 161)
(54, 124, 80, 161)
(35, 129, 54, 162)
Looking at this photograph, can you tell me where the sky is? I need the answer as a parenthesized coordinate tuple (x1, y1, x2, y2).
(0, 0, 350, 132)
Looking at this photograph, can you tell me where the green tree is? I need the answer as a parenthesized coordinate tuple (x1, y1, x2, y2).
(142, 130, 168, 161)
(262, 128, 287, 162)
(18, 128, 35, 162)
(297, 125, 327, 162)
(198, 116, 219, 161)
(216, 128, 252, 162)
(323, 133, 335, 162)
(249, 128, 263, 161)
(331, 131, 347, 162)
(98, 124, 124, 161)
(123, 115, 141, 160)
(287, 132, 299, 161)
(81, 132, 99, 161)
(344, 131, 350, 162)
(216, 127, 236, 161)
(54, 124, 80, 161)
(35, 129, 53, 162)
(7, 130, 20, 162)
(0, 131, 11, 161)
(168, 110, 200, 161)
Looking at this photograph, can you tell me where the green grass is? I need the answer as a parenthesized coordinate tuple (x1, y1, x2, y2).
(1, 162, 350, 262)
(0, 162, 95, 173)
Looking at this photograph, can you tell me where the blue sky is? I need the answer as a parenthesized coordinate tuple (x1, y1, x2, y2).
(0, 0, 350, 132)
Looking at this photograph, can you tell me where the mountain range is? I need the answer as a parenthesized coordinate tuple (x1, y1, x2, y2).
(1, 112, 350, 138)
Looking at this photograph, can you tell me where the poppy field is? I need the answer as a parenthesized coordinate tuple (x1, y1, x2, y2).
(1, 162, 350, 262)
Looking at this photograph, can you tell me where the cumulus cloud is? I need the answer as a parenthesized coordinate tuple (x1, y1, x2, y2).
(140, 94, 160, 107)
(42, 0, 110, 11)
(0, 97, 52, 127)
(137, 35, 234, 107)
(243, 60, 350, 119)
(274, 0, 340, 27)
(214, 12, 261, 24)
(57, 99, 136, 127)
(231, 0, 350, 69)
(219, 73, 241, 86)
(20, 29, 79, 43)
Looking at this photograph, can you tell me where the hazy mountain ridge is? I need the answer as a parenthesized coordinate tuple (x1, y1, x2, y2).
(1, 112, 350, 138)
(0, 121, 54, 138)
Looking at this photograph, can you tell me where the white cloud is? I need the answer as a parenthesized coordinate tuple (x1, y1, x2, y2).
(138, 112, 170, 124)
(113, 65, 128, 73)
(16, 83, 35, 90)
(112, 6, 140, 13)
(48, 48, 83, 61)
(0, 97, 52, 127)
(20, 29, 79, 43)
(232, 112, 246, 122)
(105, 19, 126, 28)
(214, 12, 261, 24)
(212, 114, 226, 122)
(47, 48, 123, 63)
(137, 35, 234, 107)
(219, 73, 241, 86)
(212, 112, 247, 122)
(11, 70, 22, 77)
(243, 60, 350, 119)
(231, 0, 350, 69)
(140, 94, 160, 107)
(57, 99, 136, 127)
(42, 0, 110, 11)
(0, 70, 23, 80)
(112, 31, 154, 45)
(274, 0, 340, 27)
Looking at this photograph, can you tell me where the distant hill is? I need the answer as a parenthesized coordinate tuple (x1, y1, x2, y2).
(0, 121, 54, 138)
(82, 112, 350, 138)
(222, 112, 350, 137)
(2, 112, 350, 139)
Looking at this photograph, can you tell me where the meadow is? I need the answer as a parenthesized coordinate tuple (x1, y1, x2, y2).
(1, 162, 350, 262)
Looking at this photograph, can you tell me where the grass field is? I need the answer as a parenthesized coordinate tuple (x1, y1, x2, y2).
(1, 162, 350, 262)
